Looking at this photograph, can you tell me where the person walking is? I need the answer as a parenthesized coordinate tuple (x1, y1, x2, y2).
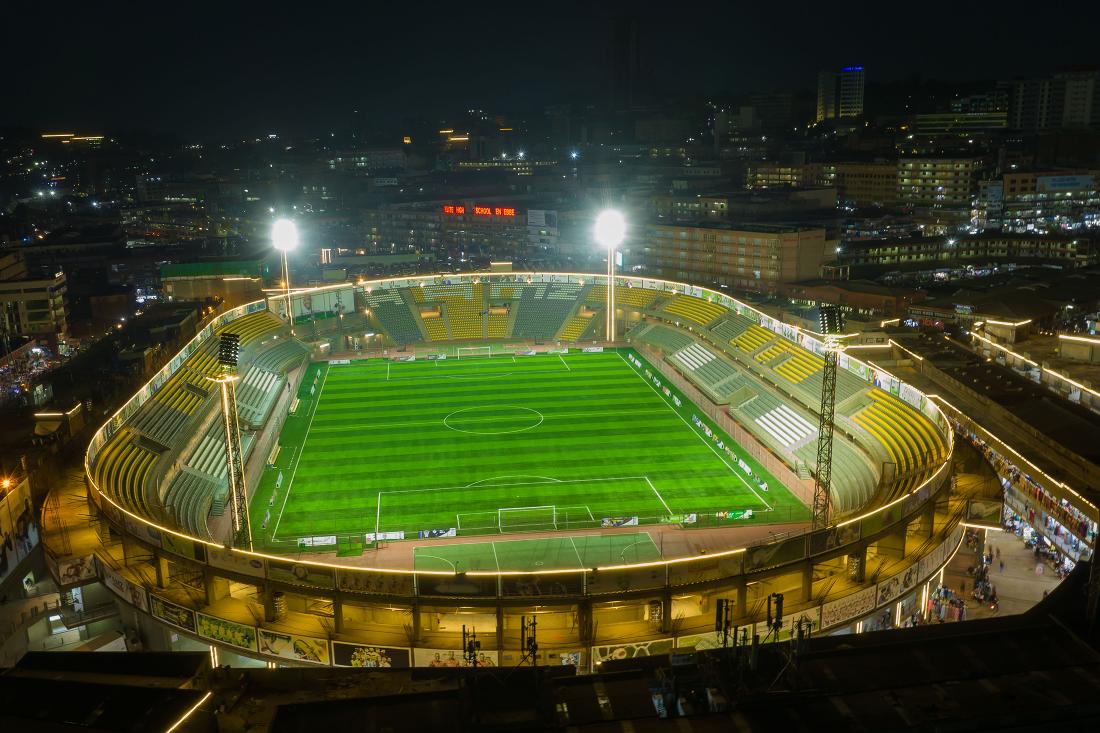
(998, 559, 1004, 573)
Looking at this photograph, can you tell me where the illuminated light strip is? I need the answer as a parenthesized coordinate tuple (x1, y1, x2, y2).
(438, 129, 453, 134)
(888, 339, 925, 362)
(835, 459, 952, 528)
(70, 135, 104, 141)
(41, 133, 74, 138)
(927, 393, 1098, 514)
(969, 331, 1038, 366)
(1043, 367, 1100, 400)
(961, 522, 1003, 530)
(985, 318, 1032, 327)
(1059, 334, 1100, 345)
(82, 272, 956, 577)
(447, 136, 470, 142)
(880, 318, 900, 327)
(845, 343, 891, 350)
(163, 691, 212, 733)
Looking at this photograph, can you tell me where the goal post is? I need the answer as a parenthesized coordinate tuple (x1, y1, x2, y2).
(497, 505, 557, 532)
(457, 345, 493, 359)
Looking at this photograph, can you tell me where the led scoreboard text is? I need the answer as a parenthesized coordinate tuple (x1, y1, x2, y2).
(442, 204, 516, 217)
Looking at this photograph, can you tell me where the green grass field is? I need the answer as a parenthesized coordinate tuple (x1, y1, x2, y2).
(250, 349, 808, 549)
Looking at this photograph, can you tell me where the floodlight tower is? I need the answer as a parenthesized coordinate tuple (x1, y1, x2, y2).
(272, 218, 299, 334)
(215, 332, 252, 550)
(594, 209, 626, 342)
(812, 305, 846, 531)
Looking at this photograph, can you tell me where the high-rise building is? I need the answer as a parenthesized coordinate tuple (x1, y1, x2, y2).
(1009, 69, 1100, 131)
(632, 222, 827, 293)
(816, 67, 865, 123)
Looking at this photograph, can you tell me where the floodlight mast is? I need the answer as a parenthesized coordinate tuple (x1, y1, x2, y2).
(813, 305, 846, 531)
(215, 333, 251, 550)
(272, 218, 299, 334)
(594, 210, 626, 342)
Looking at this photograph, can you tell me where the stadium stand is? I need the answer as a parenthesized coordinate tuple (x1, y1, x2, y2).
(708, 314, 754, 342)
(793, 440, 879, 514)
(418, 283, 485, 340)
(422, 315, 448, 340)
(558, 315, 592, 341)
(626, 323, 695, 353)
(92, 430, 159, 517)
(586, 284, 661, 309)
(732, 325, 774, 354)
(662, 295, 727, 326)
(364, 289, 424, 344)
(511, 282, 583, 340)
(487, 313, 509, 339)
(130, 400, 191, 449)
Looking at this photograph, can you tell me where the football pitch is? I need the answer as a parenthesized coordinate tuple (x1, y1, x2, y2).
(251, 349, 809, 547)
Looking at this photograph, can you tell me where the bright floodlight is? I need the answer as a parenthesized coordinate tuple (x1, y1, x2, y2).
(272, 218, 299, 252)
(594, 209, 626, 249)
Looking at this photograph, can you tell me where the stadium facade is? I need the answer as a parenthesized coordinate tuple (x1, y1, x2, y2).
(56, 272, 961, 670)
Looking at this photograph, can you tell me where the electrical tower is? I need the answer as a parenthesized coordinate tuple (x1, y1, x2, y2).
(812, 306, 846, 531)
(216, 333, 252, 550)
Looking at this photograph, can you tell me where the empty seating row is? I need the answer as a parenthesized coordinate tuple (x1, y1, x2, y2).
(732, 325, 774, 353)
(662, 295, 727, 326)
(794, 440, 879, 514)
(626, 323, 696, 354)
(850, 392, 945, 478)
(163, 468, 221, 539)
(92, 430, 159, 517)
(365, 290, 425, 344)
(487, 313, 509, 338)
(586, 284, 661, 309)
(708, 314, 755, 342)
(558, 316, 591, 341)
(422, 316, 448, 340)
(511, 283, 583, 340)
(130, 400, 191, 448)
(251, 339, 310, 374)
(418, 283, 484, 339)
(237, 367, 282, 426)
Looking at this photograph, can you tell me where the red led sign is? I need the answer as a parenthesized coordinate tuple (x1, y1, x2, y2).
(442, 204, 516, 217)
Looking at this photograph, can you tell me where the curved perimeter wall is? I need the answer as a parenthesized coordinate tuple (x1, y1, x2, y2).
(74, 273, 962, 668)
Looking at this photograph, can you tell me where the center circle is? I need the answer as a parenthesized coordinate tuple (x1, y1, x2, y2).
(443, 406, 544, 435)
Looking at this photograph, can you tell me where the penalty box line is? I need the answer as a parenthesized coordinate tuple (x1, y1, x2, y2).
(375, 475, 652, 533)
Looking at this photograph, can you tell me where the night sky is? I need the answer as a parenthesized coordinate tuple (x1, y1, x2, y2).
(4, 1, 1099, 138)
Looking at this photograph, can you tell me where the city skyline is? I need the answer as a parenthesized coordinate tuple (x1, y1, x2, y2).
(4, 1, 1099, 138)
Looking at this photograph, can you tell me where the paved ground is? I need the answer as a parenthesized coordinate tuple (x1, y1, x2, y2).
(943, 527, 1063, 620)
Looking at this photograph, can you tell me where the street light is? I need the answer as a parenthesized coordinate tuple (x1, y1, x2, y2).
(272, 218, 298, 332)
(594, 209, 626, 342)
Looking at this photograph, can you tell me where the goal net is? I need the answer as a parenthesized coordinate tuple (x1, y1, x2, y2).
(498, 505, 557, 532)
(457, 345, 493, 359)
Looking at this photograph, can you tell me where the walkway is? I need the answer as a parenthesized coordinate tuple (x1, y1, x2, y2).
(942, 527, 1062, 620)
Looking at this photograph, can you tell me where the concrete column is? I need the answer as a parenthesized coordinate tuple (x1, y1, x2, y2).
(154, 554, 170, 589)
(735, 581, 748, 622)
(332, 598, 344, 635)
(660, 590, 672, 635)
(496, 606, 505, 652)
(262, 587, 277, 623)
(577, 600, 593, 646)
(204, 571, 229, 606)
(411, 603, 422, 644)
(801, 561, 814, 603)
